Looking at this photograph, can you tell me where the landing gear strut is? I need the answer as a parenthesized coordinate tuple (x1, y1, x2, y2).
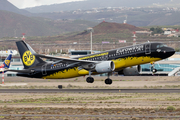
(151, 62, 157, 75)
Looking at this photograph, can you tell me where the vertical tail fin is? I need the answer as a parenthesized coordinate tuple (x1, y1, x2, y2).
(16, 40, 45, 69)
(0, 52, 12, 69)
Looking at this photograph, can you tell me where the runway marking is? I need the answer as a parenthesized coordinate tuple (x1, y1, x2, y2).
(0, 83, 27, 86)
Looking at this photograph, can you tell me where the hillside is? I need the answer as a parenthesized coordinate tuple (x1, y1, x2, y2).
(93, 22, 144, 33)
(126, 10, 180, 26)
(1, 0, 180, 27)
(0, 10, 59, 38)
(147, 12, 180, 26)
(25, 0, 170, 13)
(74, 22, 145, 44)
(0, 10, 97, 38)
(29, 7, 180, 27)
(1, 21, 180, 53)
(27, 22, 146, 44)
(17, 21, 179, 53)
(157, 0, 180, 7)
(0, 0, 30, 16)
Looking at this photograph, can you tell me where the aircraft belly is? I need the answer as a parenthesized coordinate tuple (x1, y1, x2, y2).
(42, 56, 161, 79)
(78, 69, 89, 75)
(113, 56, 161, 70)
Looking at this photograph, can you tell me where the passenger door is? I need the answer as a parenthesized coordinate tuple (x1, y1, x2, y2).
(42, 64, 47, 75)
(145, 43, 151, 54)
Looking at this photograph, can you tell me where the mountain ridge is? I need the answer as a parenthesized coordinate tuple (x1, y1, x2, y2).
(0, 0, 30, 15)
(0, 10, 97, 38)
(25, 0, 170, 13)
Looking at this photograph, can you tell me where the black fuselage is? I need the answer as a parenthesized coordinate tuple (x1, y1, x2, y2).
(17, 42, 175, 78)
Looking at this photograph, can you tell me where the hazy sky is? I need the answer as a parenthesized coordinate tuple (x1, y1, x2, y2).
(8, 0, 85, 8)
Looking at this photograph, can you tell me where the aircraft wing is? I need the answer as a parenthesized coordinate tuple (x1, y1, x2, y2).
(26, 40, 102, 69)
(33, 53, 98, 64)
(26, 42, 98, 65)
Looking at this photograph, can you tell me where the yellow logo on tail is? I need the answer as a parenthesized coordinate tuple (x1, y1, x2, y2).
(22, 50, 35, 66)
(5, 60, 10, 66)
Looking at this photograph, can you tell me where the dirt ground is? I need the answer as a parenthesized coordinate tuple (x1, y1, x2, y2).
(1, 76, 180, 89)
(0, 76, 180, 119)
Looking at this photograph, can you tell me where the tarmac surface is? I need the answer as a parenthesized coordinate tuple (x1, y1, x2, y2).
(0, 89, 180, 93)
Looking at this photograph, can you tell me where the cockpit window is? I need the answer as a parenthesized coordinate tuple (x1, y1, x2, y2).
(157, 44, 167, 48)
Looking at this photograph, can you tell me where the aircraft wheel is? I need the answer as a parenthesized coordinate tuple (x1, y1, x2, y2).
(105, 78, 112, 85)
(152, 69, 157, 73)
(86, 77, 94, 83)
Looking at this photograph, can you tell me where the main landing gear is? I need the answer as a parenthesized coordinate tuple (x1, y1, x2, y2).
(86, 71, 94, 83)
(86, 77, 94, 83)
(86, 71, 112, 85)
(105, 73, 112, 85)
(105, 78, 112, 85)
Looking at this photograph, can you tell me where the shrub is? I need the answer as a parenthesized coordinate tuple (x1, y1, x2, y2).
(167, 106, 176, 111)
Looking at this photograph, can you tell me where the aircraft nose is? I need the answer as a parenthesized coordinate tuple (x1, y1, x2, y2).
(165, 47, 175, 57)
(159, 47, 175, 59)
(169, 47, 175, 55)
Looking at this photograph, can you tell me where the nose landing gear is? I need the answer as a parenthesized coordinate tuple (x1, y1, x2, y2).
(152, 69, 157, 73)
(151, 62, 157, 75)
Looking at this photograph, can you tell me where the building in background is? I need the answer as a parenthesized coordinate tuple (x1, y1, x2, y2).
(140, 52, 180, 76)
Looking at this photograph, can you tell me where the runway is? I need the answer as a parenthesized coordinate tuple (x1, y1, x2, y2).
(0, 114, 179, 119)
(0, 89, 180, 93)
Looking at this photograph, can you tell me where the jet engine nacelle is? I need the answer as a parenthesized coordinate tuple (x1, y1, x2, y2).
(118, 65, 141, 76)
(95, 61, 115, 73)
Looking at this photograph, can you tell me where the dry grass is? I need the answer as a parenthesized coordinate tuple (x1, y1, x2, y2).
(0, 76, 180, 119)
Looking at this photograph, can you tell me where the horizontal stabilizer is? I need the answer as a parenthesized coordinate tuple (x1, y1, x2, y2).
(7, 69, 32, 73)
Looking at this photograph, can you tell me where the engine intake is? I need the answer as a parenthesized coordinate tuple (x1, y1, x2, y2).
(95, 61, 115, 73)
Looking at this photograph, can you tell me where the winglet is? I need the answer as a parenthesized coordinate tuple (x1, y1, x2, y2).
(25, 42, 37, 55)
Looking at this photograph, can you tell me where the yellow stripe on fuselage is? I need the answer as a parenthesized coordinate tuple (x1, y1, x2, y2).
(42, 56, 161, 79)
(42, 67, 79, 79)
(113, 56, 161, 70)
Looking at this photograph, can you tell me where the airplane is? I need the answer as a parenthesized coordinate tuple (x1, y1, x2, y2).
(8, 40, 175, 85)
(0, 52, 12, 73)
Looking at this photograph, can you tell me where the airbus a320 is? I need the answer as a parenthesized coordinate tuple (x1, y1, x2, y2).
(8, 40, 175, 85)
